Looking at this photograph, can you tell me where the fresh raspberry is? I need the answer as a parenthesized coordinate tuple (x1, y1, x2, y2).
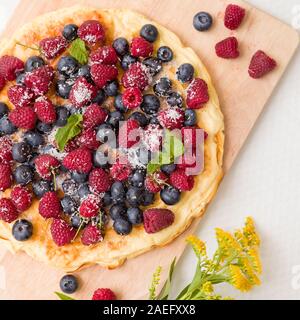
(90, 64, 118, 88)
(75, 128, 100, 150)
(39, 191, 61, 219)
(157, 106, 184, 130)
(34, 154, 60, 180)
(122, 62, 151, 91)
(8, 106, 36, 130)
(145, 172, 168, 193)
(89, 168, 112, 193)
(39, 36, 68, 59)
(11, 186, 32, 212)
(78, 20, 105, 45)
(215, 37, 239, 59)
(50, 218, 76, 247)
(34, 96, 56, 124)
(169, 169, 194, 191)
(0, 163, 12, 191)
(69, 76, 97, 108)
(110, 161, 132, 181)
(79, 194, 102, 218)
(8, 85, 34, 108)
(0, 75, 5, 91)
(143, 208, 175, 234)
(92, 288, 116, 300)
(186, 78, 209, 109)
(63, 147, 93, 173)
(122, 87, 143, 109)
(224, 4, 246, 30)
(90, 46, 118, 65)
(0, 136, 13, 164)
(24, 65, 54, 96)
(130, 37, 153, 58)
(83, 103, 108, 129)
(118, 119, 141, 149)
(64, 139, 78, 153)
(81, 224, 103, 246)
(0, 55, 24, 81)
(248, 50, 277, 79)
(0, 198, 18, 223)
(142, 124, 163, 152)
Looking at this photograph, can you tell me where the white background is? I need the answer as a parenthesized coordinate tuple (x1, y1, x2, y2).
(0, 0, 300, 300)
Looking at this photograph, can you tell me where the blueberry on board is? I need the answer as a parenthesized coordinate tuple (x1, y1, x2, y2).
(12, 219, 33, 241)
(108, 111, 124, 129)
(157, 46, 173, 62)
(92, 89, 107, 105)
(71, 171, 88, 184)
(140, 24, 159, 42)
(24, 56, 45, 72)
(60, 275, 78, 294)
(23, 131, 44, 147)
(110, 181, 126, 204)
(62, 24, 78, 41)
(184, 109, 197, 127)
(110, 204, 127, 221)
(62, 179, 78, 196)
(167, 92, 183, 107)
(0, 102, 9, 118)
(161, 163, 176, 175)
(160, 186, 181, 205)
(77, 65, 91, 80)
(113, 218, 132, 235)
(129, 169, 145, 188)
(61, 195, 78, 215)
(143, 57, 162, 76)
(129, 112, 149, 127)
(104, 80, 119, 97)
(0, 115, 17, 135)
(176, 63, 194, 83)
(121, 54, 138, 70)
(12, 142, 32, 163)
(127, 207, 143, 225)
(153, 77, 172, 97)
(193, 12, 213, 32)
(113, 37, 129, 56)
(36, 121, 53, 134)
(114, 94, 128, 113)
(77, 183, 91, 199)
(141, 94, 160, 115)
(57, 56, 79, 77)
(142, 191, 155, 206)
(14, 165, 34, 186)
(56, 106, 70, 127)
(56, 79, 74, 99)
(126, 187, 144, 207)
(32, 180, 54, 198)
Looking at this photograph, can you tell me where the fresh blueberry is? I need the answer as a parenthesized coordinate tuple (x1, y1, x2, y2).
(77, 65, 91, 80)
(114, 94, 128, 113)
(121, 54, 138, 70)
(113, 37, 129, 56)
(149, 116, 160, 125)
(126, 187, 144, 207)
(93, 150, 111, 169)
(184, 109, 197, 127)
(62, 24, 78, 41)
(32, 180, 53, 198)
(16, 73, 26, 85)
(71, 171, 88, 184)
(129, 112, 149, 127)
(111, 181, 126, 204)
(27, 152, 38, 168)
(24, 56, 45, 72)
(57, 56, 79, 77)
(96, 123, 115, 144)
(127, 207, 143, 225)
(56, 79, 74, 99)
(142, 191, 155, 206)
(176, 63, 194, 83)
(0, 102, 9, 118)
(56, 106, 70, 127)
(110, 204, 127, 220)
(12, 142, 32, 163)
(157, 46, 173, 62)
(0, 116, 17, 135)
(60, 275, 78, 294)
(160, 186, 181, 205)
(143, 57, 162, 75)
(141, 94, 160, 115)
(135, 147, 152, 165)
(140, 24, 158, 42)
(103, 192, 112, 206)
(193, 12, 213, 32)
(77, 183, 91, 198)
(161, 163, 176, 175)
(61, 195, 78, 215)
(104, 80, 119, 97)
(113, 218, 132, 235)
(71, 214, 84, 229)
(92, 89, 106, 105)
(12, 219, 33, 241)
(129, 169, 145, 188)
(167, 92, 183, 107)
(14, 165, 34, 186)
(23, 131, 44, 147)
(108, 111, 124, 129)
(153, 78, 172, 97)
(36, 121, 53, 134)
(62, 179, 78, 196)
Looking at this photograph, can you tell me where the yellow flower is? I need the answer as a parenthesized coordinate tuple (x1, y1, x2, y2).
(186, 235, 207, 258)
(238, 257, 261, 286)
(247, 247, 262, 274)
(202, 281, 213, 294)
(215, 228, 242, 257)
(228, 265, 252, 292)
(234, 230, 249, 248)
(243, 217, 260, 247)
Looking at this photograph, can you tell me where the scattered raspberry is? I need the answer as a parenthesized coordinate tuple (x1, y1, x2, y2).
(8, 106, 36, 130)
(169, 169, 194, 191)
(186, 78, 209, 109)
(11, 186, 32, 212)
(118, 119, 141, 149)
(142, 124, 163, 152)
(75, 128, 100, 150)
(39, 191, 61, 219)
(79, 194, 102, 218)
(0, 136, 13, 164)
(224, 4, 246, 30)
(157, 106, 184, 130)
(34, 154, 60, 180)
(83, 103, 108, 129)
(89, 168, 112, 193)
(24, 65, 54, 96)
(110, 161, 132, 181)
(130, 37, 153, 58)
(90, 46, 118, 65)
(81, 224, 103, 246)
(0, 198, 18, 223)
(34, 96, 56, 124)
(39, 36, 68, 59)
(63, 147, 93, 173)
(0, 163, 12, 191)
(0, 55, 24, 81)
(50, 218, 76, 247)
(143, 208, 175, 234)
(122, 62, 151, 91)
(248, 50, 277, 79)
(8, 85, 34, 108)
(90, 64, 118, 88)
(145, 172, 168, 193)
(78, 20, 105, 45)
(215, 37, 239, 59)
(122, 87, 143, 109)
(92, 288, 116, 300)
(0, 75, 5, 91)
(69, 76, 97, 108)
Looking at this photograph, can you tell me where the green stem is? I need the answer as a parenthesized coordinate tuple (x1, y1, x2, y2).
(16, 41, 40, 52)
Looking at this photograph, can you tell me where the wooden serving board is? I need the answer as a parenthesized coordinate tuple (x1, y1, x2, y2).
(0, 0, 298, 300)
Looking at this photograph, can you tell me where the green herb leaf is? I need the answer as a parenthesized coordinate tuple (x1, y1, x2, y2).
(55, 114, 83, 151)
(54, 292, 75, 300)
(156, 258, 177, 300)
(69, 39, 89, 65)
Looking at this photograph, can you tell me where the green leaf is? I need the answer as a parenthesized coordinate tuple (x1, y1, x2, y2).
(156, 258, 177, 300)
(55, 114, 83, 151)
(69, 39, 89, 65)
(54, 292, 75, 300)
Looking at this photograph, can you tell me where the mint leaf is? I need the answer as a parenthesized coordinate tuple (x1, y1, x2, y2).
(69, 39, 89, 65)
(55, 114, 83, 151)
(54, 292, 75, 300)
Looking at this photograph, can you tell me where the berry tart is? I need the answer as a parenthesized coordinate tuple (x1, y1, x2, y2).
(0, 6, 224, 271)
